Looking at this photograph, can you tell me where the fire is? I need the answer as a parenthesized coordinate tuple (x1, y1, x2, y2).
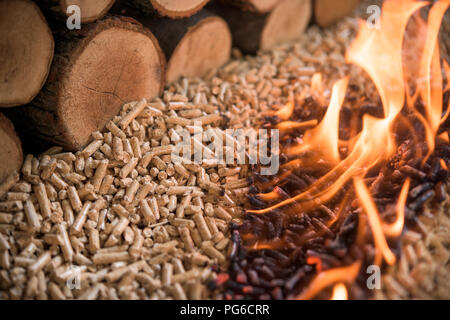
(330, 283, 348, 300)
(247, 0, 449, 299)
(296, 262, 360, 300)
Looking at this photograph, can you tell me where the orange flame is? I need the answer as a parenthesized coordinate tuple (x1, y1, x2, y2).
(275, 101, 295, 120)
(296, 261, 361, 300)
(330, 283, 348, 300)
(353, 177, 396, 265)
(383, 178, 411, 237)
(286, 77, 348, 164)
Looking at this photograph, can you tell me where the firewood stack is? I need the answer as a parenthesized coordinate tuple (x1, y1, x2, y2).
(0, 0, 360, 182)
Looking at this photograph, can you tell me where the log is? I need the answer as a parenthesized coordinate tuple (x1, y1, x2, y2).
(314, 0, 360, 27)
(11, 16, 165, 151)
(37, 0, 116, 23)
(130, 0, 210, 19)
(208, 0, 312, 54)
(114, 5, 231, 83)
(0, 0, 54, 107)
(219, 0, 278, 13)
(0, 113, 23, 183)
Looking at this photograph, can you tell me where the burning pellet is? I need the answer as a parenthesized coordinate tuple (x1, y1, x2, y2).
(67, 186, 82, 212)
(193, 214, 212, 241)
(71, 201, 91, 234)
(119, 99, 147, 129)
(162, 262, 173, 287)
(28, 251, 51, 275)
(408, 190, 435, 211)
(34, 183, 51, 218)
(400, 165, 427, 180)
(24, 199, 41, 232)
(120, 158, 138, 179)
(92, 160, 109, 192)
(140, 200, 156, 224)
(57, 224, 73, 262)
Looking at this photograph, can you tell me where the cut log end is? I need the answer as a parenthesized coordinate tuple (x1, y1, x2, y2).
(0, 113, 23, 183)
(314, 0, 360, 27)
(150, 0, 210, 18)
(223, 0, 279, 13)
(261, 0, 312, 50)
(167, 16, 231, 83)
(27, 17, 165, 151)
(61, 0, 116, 23)
(0, 0, 54, 107)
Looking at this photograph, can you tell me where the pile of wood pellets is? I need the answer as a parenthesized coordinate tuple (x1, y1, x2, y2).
(0, 0, 448, 300)
(0, 94, 254, 300)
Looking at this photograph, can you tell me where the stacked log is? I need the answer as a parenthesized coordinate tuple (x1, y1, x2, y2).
(37, 0, 116, 23)
(314, 0, 360, 27)
(129, 0, 210, 18)
(0, 113, 23, 183)
(208, 0, 312, 54)
(12, 16, 165, 151)
(116, 3, 232, 83)
(0, 0, 360, 156)
(0, 0, 54, 107)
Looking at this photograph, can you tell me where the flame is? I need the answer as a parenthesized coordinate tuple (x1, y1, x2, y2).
(383, 178, 410, 237)
(276, 119, 318, 131)
(330, 283, 348, 300)
(247, 0, 449, 299)
(286, 77, 348, 164)
(275, 100, 295, 120)
(354, 177, 396, 265)
(296, 262, 360, 300)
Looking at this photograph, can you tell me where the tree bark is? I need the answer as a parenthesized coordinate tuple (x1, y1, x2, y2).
(208, 0, 312, 54)
(10, 16, 165, 151)
(0, 0, 54, 107)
